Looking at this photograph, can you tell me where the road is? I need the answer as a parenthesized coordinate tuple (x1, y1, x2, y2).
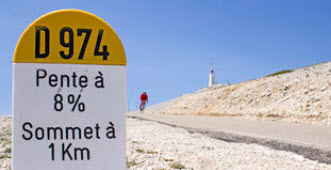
(127, 112, 331, 164)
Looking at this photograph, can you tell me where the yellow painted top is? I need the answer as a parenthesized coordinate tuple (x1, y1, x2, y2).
(14, 9, 126, 65)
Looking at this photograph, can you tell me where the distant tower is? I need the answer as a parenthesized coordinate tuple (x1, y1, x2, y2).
(209, 67, 215, 87)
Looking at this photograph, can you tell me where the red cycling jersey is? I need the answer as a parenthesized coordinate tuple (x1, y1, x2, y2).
(140, 93, 148, 101)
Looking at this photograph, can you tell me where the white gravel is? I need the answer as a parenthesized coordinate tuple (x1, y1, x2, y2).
(0, 117, 11, 170)
(2, 117, 331, 169)
(127, 118, 331, 170)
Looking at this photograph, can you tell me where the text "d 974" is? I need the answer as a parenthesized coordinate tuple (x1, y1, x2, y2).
(35, 26, 109, 60)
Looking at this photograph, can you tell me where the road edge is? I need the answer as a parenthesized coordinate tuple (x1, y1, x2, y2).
(128, 115, 331, 164)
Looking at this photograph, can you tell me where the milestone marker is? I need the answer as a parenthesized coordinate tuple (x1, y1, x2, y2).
(12, 9, 126, 170)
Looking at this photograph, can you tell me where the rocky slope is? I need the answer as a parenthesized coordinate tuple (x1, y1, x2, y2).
(145, 62, 331, 125)
(0, 117, 11, 170)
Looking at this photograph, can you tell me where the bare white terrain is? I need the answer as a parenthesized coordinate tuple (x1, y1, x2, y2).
(1, 117, 331, 169)
(0, 117, 11, 170)
(127, 118, 331, 170)
(145, 62, 331, 125)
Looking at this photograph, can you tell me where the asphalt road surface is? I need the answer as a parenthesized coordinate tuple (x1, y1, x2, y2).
(127, 112, 331, 164)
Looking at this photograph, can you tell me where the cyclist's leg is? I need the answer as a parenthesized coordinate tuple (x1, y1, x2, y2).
(141, 100, 146, 111)
(139, 102, 143, 111)
(142, 101, 145, 110)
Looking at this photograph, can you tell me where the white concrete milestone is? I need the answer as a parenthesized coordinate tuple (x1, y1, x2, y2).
(12, 10, 127, 170)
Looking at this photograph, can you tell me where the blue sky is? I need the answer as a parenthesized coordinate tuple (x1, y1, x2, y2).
(1, 0, 330, 114)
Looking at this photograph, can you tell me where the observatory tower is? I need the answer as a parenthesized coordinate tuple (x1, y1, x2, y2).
(209, 67, 215, 87)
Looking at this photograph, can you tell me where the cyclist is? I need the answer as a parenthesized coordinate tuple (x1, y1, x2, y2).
(139, 92, 148, 111)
